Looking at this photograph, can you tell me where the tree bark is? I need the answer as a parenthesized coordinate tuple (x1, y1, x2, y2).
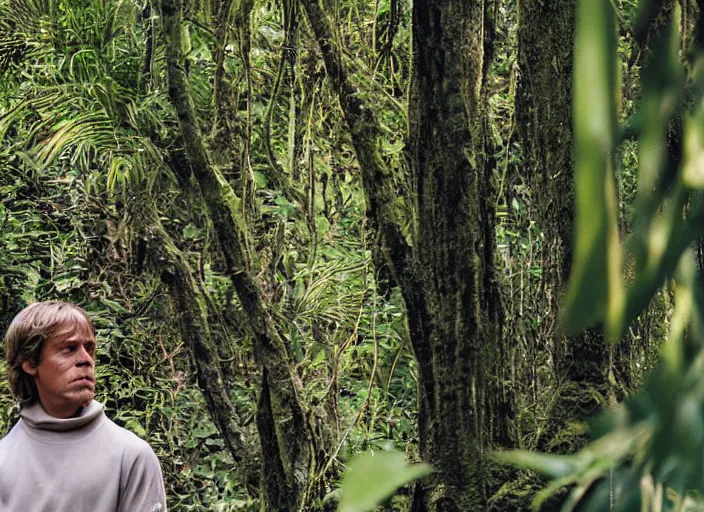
(137, 206, 251, 467)
(516, 1, 611, 432)
(303, 0, 507, 509)
(409, 2, 504, 510)
(160, 0, 315, 509)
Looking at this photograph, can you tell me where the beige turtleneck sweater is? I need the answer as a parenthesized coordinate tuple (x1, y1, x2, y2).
(0, 400, 167, 511)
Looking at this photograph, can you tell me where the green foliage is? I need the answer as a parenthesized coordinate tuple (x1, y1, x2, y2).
(3, 0, 696, 509)
(0, 0, 174, 200)
(0, 0, 416, 509)
(562, 0, 625, 342)
(500, 0, 704, 510)
(336, 449, 431, 512)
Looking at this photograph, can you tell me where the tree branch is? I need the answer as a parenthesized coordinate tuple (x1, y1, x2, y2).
(301, 0, 413, 287)
(159, 0, 314, 508)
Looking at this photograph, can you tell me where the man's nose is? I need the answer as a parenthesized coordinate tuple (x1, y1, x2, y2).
(75, 346, 94, 367)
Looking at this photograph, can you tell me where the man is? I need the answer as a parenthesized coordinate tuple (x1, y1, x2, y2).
(0, 301, 167, 511)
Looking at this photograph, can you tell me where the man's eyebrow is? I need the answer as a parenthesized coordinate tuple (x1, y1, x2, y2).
(56, 336, 93, 345)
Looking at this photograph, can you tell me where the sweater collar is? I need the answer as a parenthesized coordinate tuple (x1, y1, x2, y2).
(20, 400, 104, 432)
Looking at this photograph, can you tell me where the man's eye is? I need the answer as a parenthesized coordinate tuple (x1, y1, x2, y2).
(62, 345, 76, 353)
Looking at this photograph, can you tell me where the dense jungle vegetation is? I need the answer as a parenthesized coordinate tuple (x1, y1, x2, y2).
(4, 0, 704, 509)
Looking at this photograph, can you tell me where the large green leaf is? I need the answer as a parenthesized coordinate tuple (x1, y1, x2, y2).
(562, 0, 624, 341)
(337, 450, 432, 512)
(619, 7, 691, 332)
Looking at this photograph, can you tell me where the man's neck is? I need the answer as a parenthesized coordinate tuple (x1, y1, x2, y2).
(20, 400, 103, 432)
(38, 400, 83, 419)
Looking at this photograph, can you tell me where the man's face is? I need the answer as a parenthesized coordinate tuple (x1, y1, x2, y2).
(22, 322, 97, 418)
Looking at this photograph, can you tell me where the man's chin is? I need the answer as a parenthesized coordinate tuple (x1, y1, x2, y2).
(66, 391, 94, 408)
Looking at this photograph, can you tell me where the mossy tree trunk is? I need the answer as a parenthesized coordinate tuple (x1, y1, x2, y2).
(301, 0, 413, 283)
(160, 0, 315, 509)
(409, 2, 504, 510)
(303, 0, 507, 509)
(516, 1, 611, 437)
(135, 204, 253, 480)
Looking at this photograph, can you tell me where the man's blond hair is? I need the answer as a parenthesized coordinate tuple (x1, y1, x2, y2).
(4, 301, 95, 404)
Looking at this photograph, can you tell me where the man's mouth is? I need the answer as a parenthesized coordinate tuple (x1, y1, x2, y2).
(72, 377, 95, 385)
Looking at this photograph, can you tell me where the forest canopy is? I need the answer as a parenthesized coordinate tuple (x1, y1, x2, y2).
(1, 0, 704, 510)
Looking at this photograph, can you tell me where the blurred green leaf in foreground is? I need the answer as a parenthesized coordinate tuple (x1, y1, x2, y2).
(337, 450, 432, 512)
(498, 0, 704, 510)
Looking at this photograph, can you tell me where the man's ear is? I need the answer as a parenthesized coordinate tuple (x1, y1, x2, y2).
(21, 361, 37, 376)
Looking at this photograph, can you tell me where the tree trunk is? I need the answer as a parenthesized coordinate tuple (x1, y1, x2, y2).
(137, 205, 252, 470)
(302, 0, 413, 285)
(159, 0, 315, 509)
(408, 2, 505, 510)
(515, 1, 611, 437)
(303, 0, 507, 509)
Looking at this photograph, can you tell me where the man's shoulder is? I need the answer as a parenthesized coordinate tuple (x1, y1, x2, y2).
(102, 416, 159, 459)
(0, 421, 22, 446)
